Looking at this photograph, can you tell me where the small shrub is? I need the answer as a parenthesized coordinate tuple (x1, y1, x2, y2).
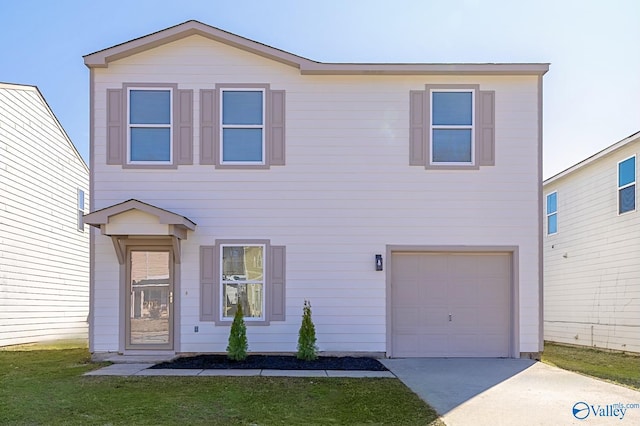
(226, 304, 248, 361)
(297, 300, 318, 361)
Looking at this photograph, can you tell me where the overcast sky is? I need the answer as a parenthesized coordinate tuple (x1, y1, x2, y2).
(1, 0, 638, 179)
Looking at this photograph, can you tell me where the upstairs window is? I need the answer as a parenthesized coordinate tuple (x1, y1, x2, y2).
(618, 156, 636, 214)
(430, 90, 474, 165)
(220, 89, 265, 165)
(127, 88, 172, 164)
(77, 189, 85, 232)
(546, 191, 558, 235)
(409, 84, 495, 170)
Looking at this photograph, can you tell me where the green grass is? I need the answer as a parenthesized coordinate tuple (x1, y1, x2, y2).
(542, 342, 640, 390)
(0, 347, 440, 425)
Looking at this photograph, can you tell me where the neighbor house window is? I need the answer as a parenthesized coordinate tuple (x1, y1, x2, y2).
(127, 88, 172, 163)
(220, 244, 265, 321)
(618, 156, 636, 214)
(430, 89, 474, 165)
(77, 189, 85, 232)
(220, 88, 265, 164)
(546, 191, 558, 235)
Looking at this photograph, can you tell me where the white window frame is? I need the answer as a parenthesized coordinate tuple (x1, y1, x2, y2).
(219, 88, 266, 165)
(126, 87, 173, 165)
(429, 88, 475, 166)
(546, 191, 558, 235)
(77, 188, 85, 232)
(617, 155, 636, 215)
(219, 243, 266, 322)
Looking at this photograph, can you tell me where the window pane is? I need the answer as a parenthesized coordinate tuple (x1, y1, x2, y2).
(222, 128, 263, 162)
(432, 129, 472, 163)
(619, 185, 635, 214)
(130, 128, 171, 161)
(221, 246, 264, 319)
(546, 192, 557, 214)
(433, 92, 472, 125)
(547, 213, 557, 234)
(130, 90, 171, 124)
(222, 246, 264, 280)
(618, 157, 636, 187)
(223, 283, 263, 319)
(222, 91, 263, 125)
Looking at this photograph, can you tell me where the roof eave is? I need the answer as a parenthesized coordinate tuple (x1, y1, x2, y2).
(83, 20, 549, 77)
(299, 63, 550, 76)
(83, 20, 311, 69)
(544, 131, 640, 185)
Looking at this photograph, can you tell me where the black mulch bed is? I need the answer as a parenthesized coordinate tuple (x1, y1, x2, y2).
(150, 355, 388, 371)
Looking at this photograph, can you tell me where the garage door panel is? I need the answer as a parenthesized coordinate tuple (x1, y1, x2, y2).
(393, 279, 421, 304)
(424, 308, 448, 327)
(391, 251, 512, 358)
(393, 307, 420, 327)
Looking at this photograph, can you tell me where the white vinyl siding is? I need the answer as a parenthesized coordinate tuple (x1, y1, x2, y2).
(90, 35, 541, 355)
(0, 84, 90, 347)
(544, 137, 640, 353)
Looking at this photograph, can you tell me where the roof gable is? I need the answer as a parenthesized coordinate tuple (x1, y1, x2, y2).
(83, 199, 196, 231)
(544, 131, 640, 185)
(84, 20, 549, 76)
(0, 82, 88, 173)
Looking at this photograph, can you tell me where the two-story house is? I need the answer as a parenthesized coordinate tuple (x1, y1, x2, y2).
(0, 83, 89, 347)
(544, 131, 639, 353)
(83, 20, 548, 359)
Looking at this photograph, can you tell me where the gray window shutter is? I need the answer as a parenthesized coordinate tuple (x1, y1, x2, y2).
(200, 89, 215, 165)
(176, 89, 193, 165)
(409, 90, 426, 166)
(478, 90, 495, 166)
(106, 89, 124, 165)
(270, 245, 286, 321)
(200, 245, 215, 321)
(269, 90, 286, 166)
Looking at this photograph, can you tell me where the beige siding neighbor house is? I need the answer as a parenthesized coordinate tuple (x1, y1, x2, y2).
(83, 21, 548, 359)
(544, 131, 640, 353)
(0, 83, 90, 347)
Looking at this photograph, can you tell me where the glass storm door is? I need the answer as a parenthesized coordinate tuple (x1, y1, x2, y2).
(126, 249, 173, 349)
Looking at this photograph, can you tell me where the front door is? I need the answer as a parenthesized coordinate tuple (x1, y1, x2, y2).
(126, 248, 173, 350)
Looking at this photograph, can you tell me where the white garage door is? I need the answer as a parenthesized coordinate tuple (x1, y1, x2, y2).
(391, 252, 511, 357)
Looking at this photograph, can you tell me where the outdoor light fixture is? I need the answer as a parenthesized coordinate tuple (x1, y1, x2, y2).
(375, 254, 383, 271)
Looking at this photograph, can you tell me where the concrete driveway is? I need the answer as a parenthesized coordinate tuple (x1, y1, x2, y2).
(381, 358, 640, 425)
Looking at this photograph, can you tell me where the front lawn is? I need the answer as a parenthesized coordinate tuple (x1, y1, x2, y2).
(0, 346, 440, 425)
(542, 342, 640, 390)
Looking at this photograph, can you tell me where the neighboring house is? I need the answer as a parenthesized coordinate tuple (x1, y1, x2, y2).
(83, 20, 548, 359)
(0, 83, 90, 347)
(544, 131, 640, 353)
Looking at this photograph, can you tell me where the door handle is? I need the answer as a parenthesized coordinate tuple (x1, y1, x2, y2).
(449, 313, 452, 322)
(169, 292, 173, 304)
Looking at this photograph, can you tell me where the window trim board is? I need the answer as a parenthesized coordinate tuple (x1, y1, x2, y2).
(218, 87, 267, 166)
(126, 85, 174, 165)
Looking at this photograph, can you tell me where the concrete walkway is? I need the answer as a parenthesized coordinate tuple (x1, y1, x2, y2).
(381, 358, 640, 426)
(84, 363, 395, 378)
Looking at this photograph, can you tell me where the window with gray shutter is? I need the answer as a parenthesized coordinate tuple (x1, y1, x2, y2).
(409, 84, 495, 169)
